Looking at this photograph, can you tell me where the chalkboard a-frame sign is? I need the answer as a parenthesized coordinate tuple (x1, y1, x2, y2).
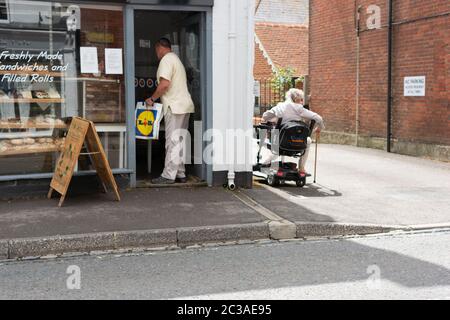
(48, 117, 121, 207)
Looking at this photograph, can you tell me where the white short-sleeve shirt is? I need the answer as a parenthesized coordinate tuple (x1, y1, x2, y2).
(157, 52, 195, 115)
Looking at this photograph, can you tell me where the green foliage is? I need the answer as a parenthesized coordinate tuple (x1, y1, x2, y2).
(270, 67, 304, 103)
(271, 67, 296, 91)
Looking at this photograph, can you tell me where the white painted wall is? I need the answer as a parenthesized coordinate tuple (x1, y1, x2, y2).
(211, 0, 255, 174)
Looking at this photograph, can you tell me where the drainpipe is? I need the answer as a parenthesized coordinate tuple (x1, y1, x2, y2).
(387, 0, 393, 152)
(227, 0, 237, 190)
(355, 4, 362, 147)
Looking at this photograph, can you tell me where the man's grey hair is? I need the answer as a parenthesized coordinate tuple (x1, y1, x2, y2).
(285, 88, 304, 103)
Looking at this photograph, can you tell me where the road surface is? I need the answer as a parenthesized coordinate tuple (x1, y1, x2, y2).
(1, 229, 449, 300)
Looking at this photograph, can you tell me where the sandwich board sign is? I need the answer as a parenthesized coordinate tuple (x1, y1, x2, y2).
(48, 117, 121, 207)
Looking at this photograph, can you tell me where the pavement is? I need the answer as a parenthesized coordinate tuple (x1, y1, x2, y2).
(1, 229, 449, 299)
(0, 144, 449, 260)
(251, 143, 450, 227)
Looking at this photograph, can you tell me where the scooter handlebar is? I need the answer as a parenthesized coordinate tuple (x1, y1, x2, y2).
(253, 122, 274, 130)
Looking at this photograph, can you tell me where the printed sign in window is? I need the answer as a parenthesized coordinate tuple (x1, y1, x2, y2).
(80, 47, 99, 74)
(105, 48, 123, 75)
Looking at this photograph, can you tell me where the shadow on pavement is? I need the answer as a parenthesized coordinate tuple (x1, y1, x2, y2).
(254, 178, 342, 198)
(281, 183, 342, 198)
(242, 185, 336, 223)
(151, 239, 450, 298)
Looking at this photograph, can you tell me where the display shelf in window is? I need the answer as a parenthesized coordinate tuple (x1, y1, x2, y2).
(0, 55, 68, 153)
(0, 137, 65, 157)
(0, 119, 68, 129)
(0, 98, 65, 104)
(0, 72, 67, 156)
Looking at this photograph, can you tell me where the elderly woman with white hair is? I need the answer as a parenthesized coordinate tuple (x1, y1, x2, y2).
(261, 88, 325, 175)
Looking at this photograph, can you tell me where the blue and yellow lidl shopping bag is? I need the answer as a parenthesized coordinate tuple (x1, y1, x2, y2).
(135, 102, 163, 140)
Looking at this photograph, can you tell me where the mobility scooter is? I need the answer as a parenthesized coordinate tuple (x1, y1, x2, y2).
(253, 118, 315, 187)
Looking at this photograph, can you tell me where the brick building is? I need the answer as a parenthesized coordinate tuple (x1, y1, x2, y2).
(309, 0, 449, 161)
(254, 0, 309, 79)
(254, 0, 309, 112)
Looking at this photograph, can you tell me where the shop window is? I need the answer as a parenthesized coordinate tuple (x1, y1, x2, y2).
(0, 0, 8, 23)
(0, 1, 126, 176)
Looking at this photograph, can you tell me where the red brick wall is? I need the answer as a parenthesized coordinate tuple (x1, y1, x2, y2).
(309, 1, 358, 134)
(391, 1, 449, 144)
(254, 44, 274, 80)
(310, 0, 450, 146)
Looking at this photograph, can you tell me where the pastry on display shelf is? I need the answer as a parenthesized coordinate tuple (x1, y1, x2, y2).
(0, 137, 65, 153)
(0, 117, 66, 128)
(0, 90, 10, 99)
(31, 90, 51, 99)
(0, 118, 19, 126)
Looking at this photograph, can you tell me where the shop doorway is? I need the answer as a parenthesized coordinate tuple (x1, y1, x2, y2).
(133, 10, 205, 183)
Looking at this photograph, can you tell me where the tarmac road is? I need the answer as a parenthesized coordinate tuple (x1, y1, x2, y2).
(0, 229, 449, 300)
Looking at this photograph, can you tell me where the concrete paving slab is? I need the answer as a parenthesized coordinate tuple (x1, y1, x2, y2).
(295, 222, 395, 238)
(8, 233, 116, 259)
(6, 230, 180, 259)
(0, 240, 8, 260)
(114, 229, 177, 249)
(8, 236, 64, 259)
(177, 223, 269, 247)
(242, 185, 336, 223)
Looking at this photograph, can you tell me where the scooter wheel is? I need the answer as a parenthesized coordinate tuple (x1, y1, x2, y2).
(267, 174, 279, 187)
(296, 179, 306, 188)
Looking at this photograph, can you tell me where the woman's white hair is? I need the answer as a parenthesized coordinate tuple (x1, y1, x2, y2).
(285, 88, 304, 103)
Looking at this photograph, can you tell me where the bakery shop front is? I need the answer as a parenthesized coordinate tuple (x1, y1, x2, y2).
(0, 0, 255, 194)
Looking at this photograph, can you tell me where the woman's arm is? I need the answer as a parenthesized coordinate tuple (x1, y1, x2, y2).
(262, 103, 284, 123)
(299, 107, 325, 131)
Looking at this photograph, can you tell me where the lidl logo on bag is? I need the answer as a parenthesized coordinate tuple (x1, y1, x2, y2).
(136, 109, 156, 138)
(135, 102, 162, 140)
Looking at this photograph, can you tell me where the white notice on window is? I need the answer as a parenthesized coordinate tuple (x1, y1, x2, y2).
(105, 48, 123, 75)
(80, 47, 99, 74)
(404, 76, 426, 97)
(139, 39, 151, 48)
(254, 81, 261, 97)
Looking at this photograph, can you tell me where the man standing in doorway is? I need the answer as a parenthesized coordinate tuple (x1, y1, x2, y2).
(146, 38, 195, 184)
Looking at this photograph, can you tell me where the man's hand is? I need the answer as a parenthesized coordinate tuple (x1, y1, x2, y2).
(315, 128, 321, 137)
(145, 98, 154, 107)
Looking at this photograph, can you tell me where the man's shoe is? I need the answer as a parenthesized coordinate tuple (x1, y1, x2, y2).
(175, 177, 187, 183)
(151, 176, 175, 185)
